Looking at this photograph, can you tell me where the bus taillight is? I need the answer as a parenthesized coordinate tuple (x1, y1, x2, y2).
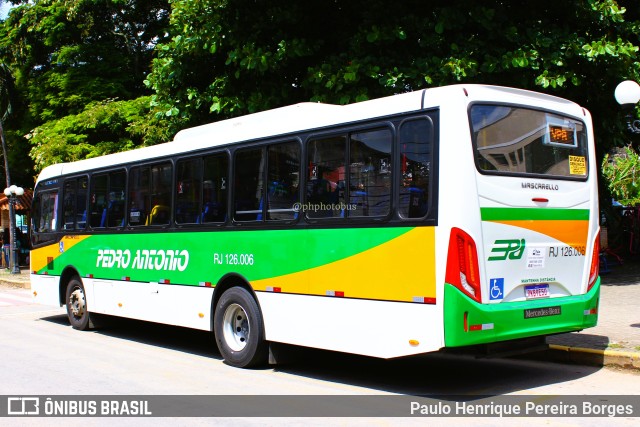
(446, 228, 482, 303)
(588, 232, 600, 292)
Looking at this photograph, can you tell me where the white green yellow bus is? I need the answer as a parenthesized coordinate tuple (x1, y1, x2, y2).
(30, 84, 600, 368)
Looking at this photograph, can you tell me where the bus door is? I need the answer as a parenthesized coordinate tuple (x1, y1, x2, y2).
(470, 104, 594, 304)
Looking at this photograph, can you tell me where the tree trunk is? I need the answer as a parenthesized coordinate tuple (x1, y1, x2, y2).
(0, 119, 17, 272)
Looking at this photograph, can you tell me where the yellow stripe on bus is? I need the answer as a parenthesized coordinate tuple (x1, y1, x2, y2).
(31, 235, 92, 272)
(252, 227, 436, 302)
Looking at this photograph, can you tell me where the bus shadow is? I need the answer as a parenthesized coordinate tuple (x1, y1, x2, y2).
(271, 346, 603, 396)
(40, 313, 222, 362)
(39, 314, 602, 395)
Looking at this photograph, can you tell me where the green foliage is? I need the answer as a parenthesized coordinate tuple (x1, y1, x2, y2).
(0, 0, 170, 178)
(602, 147, 640, 206)
(0, 61, 13, 121)
(27, 96, 169, 172)
(2, 0, 640, 187)
(0, 0, 170, 123)
(145, 0, 640, 150)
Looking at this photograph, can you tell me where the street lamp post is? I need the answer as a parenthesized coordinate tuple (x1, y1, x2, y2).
(4, 184, 23, 274)
(615, 80, 640, 135)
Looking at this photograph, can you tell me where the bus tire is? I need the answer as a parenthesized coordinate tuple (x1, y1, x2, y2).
(214, 287, 268, 368)
(65, 276, 94, 330)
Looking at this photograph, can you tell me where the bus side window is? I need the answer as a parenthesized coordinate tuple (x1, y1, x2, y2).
(148, 163, 172, 226)
(33, 190, 59, 235)
(234, 148, 264, 222)
(267, 142, 300, 221)
(76, 177, 88, 230)
(306, 136, 346, 219)
(203, 153, 228, 223)
(89, 174, 108, 228)
(128, 166, 149, 226)
(398, 118, 433, 219)
(176, 158, 202, 224)
(62, 176, 89, 231)
(349, 129, 392, 218)
(107, 171, 126, 228)
(63, 180, 77, 230)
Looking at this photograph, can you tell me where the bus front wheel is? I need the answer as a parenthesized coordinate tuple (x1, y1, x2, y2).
(214, 287, 268, 368)
(65, 276, 94, 330)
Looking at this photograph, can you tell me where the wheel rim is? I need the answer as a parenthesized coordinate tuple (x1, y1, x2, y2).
(222, 303, 250, 351)
(68, 286, 86, 320)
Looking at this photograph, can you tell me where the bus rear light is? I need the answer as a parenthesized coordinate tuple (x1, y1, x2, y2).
(583, 308, 597, 316)
(446, 228, 482, 303)
(587, 232, 600, 292)
(463, 311, 468, 332)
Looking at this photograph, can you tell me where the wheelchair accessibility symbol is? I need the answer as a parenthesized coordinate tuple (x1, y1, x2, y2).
(489, 278, 504, 300)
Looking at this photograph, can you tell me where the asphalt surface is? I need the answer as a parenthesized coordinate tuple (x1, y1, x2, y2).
(1, 263, 638, 370)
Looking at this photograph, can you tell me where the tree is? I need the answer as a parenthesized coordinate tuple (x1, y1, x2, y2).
(0, 0, 171, 174)
(0, 61, 13, 187)
(145, 0, 640, 152)
(0, 60, 20, 271)
(1, 0, 170, 123)
(4, 0, 640, 178)
(27, 96, 170, 171)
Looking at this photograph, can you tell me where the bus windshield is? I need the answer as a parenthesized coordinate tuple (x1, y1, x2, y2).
(470, 105, 588, 180)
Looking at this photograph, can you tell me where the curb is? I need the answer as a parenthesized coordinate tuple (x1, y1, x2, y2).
(0, 278, 31, 289)
(546, 344, 640, 370)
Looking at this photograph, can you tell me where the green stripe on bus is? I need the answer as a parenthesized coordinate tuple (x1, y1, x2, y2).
(45, 227, 413, 284)
(480, 207, 589, 221)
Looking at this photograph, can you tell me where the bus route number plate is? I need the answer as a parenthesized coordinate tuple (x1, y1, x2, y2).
(525, 284, 549, 299)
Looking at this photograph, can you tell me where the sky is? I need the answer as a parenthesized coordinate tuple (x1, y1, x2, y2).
(0, 2, 12, 20)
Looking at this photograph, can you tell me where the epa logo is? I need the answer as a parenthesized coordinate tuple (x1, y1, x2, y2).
(488, 239, 526, 261)
(7, 397, 40, 415)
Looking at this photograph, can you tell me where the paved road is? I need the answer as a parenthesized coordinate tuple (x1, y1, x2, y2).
(0, 292, 639, 427)
(1, 263, 639, 368)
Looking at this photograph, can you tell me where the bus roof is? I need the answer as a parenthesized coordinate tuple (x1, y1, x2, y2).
(35, 84, 584, 184)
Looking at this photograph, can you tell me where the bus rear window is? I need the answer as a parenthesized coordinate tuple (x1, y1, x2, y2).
(470, 105, 588, 179)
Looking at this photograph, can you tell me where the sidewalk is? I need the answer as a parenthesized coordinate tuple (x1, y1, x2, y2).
(1, 265, 638, 370)
(0, 267, 30, 287)
(544, 262, 640, 370)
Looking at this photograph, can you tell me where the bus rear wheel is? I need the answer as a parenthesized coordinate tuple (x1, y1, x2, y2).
(214, 287, 268, 368)
(65, 276, 94, 330)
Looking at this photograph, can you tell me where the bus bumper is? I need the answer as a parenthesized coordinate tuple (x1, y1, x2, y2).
(443, 279, 600, 347)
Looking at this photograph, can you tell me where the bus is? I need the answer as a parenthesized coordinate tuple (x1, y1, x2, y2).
(30, 84, 600, 368)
